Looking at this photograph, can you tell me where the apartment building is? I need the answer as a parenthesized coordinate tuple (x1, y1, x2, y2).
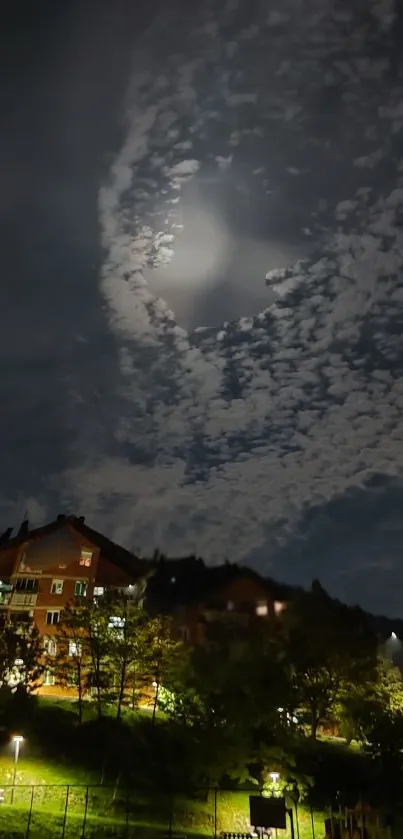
(0, 514, 152, 693)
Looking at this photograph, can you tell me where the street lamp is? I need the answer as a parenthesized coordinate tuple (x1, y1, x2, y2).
(11, 736, 23, 805)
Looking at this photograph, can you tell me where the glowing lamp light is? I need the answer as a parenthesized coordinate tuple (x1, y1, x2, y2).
(269, 772, 280, 784)
(391, 632, 397, 640)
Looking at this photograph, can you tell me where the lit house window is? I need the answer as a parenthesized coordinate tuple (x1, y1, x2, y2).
(69, 640, 81, 657)
(108, 616, 125, 638)
(51, 580, 63, 595)
(274, 601, 286, 616)
(74, 581, 87, 597)
(46, 611, 60, 626)
(256, 601, 268, 617)
(80, 549, 92, 567)
(45, 638, 57, 656)
(43, 670, 55, 687)
(108, 616, 125, 630)
(93, 586, 104, 597)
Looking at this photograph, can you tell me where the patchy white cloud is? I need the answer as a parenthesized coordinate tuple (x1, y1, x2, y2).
(60, 0, 403, 610)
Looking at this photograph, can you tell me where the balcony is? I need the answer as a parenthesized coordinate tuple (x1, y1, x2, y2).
(9, 593, 38, 609)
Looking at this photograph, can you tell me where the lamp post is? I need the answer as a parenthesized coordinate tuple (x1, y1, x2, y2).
(11, 735, 23, 805)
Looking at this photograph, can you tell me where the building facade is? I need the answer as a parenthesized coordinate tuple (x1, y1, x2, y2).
(0, 515, 152, 695)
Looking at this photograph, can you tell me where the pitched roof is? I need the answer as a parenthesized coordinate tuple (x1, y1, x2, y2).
(0, 515, 153, 582)
(70, 517, 153, 580)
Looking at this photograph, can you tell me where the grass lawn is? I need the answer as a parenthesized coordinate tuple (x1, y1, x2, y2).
(0, 754, 326, 839)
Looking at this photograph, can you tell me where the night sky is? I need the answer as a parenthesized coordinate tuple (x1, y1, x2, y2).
(2, 0, 403, 615)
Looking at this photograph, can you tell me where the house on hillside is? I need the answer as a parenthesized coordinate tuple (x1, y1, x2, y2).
(0, 514, 153, 694)
(145, 556, 291, 644)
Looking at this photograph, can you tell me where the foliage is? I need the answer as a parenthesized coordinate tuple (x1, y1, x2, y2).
(0, 617, 43, 731)
(2, 576, 403, 810)
(281, 585, 378, 738)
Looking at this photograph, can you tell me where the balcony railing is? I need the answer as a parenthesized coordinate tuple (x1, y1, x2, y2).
(9, 593, 38, 608)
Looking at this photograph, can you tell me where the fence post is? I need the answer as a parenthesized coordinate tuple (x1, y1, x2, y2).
(25, 785, 35, 839)
(125, 787, 130, 838)
(168, 793, 174, 839)
(214, 788, 218, 839)
(310, 807, 315, 839)
(61, 785, 70, 839)
(82, 785, 89, 839)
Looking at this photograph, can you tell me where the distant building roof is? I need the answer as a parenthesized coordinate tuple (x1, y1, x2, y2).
(145, 554, 293, 615)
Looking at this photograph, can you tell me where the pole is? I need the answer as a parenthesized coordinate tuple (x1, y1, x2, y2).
(82, 785, 89, 839)
(11, 739, 20, 805)
(310, 807, 315, 839)
(61, 785, 70, 839)
(295, 801, 300, 839)
(25, 786, 35, 839)
(125, 787, 130, 839)
(168, 794, 173, 839)
(214, 788, 218, 839)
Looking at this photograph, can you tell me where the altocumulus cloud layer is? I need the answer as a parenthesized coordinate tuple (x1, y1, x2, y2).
(58, 0, 403, 612)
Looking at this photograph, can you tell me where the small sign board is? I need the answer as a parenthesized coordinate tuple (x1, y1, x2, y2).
(249, 796, 287, 829)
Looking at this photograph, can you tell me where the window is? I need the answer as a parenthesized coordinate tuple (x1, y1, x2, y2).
(68, 640, 81, 657)
(108, 616, 125, 638)
(93, 586, 104, 597)
(108, 616, 125, 630)
(15, 577, 37, 592)
(74, 581, 87, 597)
(80, 549, 92, 567)
(51, 580, 63, 595)
(256, 601, 268, 617)
(45, 637, 57, 656)
(46, 611, 60, 626)
(43, 669, 55, 687)
(274, 601, 286, 616)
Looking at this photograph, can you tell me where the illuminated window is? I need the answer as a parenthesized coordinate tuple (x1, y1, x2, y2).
(227, 601, 234, 611)
(256, 601, 268, 617)
(46, 611, 60, 625)
(74, 581, 87, 597)
(43, 670, 55, 686)
(93, 586, 104, 597)
(80, 549, 92, 567)
(274, 601, 286, 615)
(108, 616, 125, 638)
(108, 616, 125, 630)
(46, 638, 57, 656)
(51, 580, 63, 595)
(69, 640, 81, 657)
